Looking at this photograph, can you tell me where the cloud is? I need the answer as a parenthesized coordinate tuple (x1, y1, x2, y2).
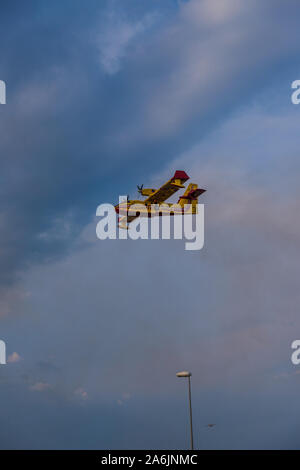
(116, 0, 300, 142)
(74, 388, 88, 400)
(95, 8, 158, 74)
(7, 352, 22, 363)
(10, 89, 300, 401)
(1, 0, 300, 449)
(1, 0, 300, 292)
(182, 0, 247, 26)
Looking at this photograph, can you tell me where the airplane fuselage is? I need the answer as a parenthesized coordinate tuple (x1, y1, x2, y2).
(115, 200, 196, 217)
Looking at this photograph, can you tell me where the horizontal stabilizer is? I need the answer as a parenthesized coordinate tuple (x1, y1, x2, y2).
(185, 188, 206, 199)
(178, 183, 206, 208)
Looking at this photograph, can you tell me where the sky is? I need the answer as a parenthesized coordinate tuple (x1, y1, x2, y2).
(1, 0, 300, 449)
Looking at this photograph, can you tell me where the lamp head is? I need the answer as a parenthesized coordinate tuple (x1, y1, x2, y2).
(176, 371, 192, 378)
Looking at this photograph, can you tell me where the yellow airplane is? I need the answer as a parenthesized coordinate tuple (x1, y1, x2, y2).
(115, 170, 206, 229)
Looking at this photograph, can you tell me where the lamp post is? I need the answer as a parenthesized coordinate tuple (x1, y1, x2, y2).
(176, 371, 194, 450)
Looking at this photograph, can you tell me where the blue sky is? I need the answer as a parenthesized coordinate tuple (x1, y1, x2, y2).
(1, 0, 300, 449)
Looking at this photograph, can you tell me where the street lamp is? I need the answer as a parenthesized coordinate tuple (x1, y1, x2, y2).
(176, 371, 194, 450)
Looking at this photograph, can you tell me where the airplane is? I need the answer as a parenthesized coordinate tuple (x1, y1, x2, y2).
(115, 170, 206, 229)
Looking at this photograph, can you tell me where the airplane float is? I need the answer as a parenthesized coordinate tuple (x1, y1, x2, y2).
(115, 170, 206, 229)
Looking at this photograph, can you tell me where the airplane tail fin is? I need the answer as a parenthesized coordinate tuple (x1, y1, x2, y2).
(178, 183, 206, 213)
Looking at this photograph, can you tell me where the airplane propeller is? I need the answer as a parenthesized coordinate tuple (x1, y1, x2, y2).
(137, 184, 144, 194)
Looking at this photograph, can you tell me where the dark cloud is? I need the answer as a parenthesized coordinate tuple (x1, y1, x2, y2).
(1, 0, 300, 287)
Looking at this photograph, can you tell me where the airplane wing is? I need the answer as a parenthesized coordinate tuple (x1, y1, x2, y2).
(143, 171, 189, 204)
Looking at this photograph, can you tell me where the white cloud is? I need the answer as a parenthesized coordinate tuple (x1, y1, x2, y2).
(95, 9, 158, 74)
(74, 387, 88, 400)
(115, 0, 300, 143)
(182, 0, 246, 26)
